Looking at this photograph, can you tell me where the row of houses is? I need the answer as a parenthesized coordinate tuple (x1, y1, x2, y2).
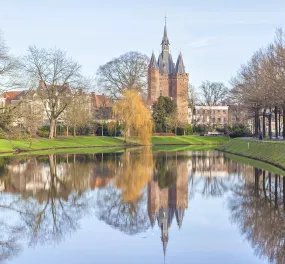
(0, 88, 113, 129)
(2, 88, 279, 135)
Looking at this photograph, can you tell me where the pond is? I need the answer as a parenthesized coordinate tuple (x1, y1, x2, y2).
(0, 149, 284, 264)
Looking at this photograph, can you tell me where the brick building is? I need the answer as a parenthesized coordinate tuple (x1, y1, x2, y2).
(148, 20, 189, 124)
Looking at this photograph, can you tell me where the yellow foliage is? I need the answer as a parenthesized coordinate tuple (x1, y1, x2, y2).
(115, 148, 154, 203)
(113, 90, 153, 145)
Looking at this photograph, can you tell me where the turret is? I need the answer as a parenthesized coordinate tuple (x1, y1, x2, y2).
(175, 52, 186, 74)
(148, 52, 160, 102)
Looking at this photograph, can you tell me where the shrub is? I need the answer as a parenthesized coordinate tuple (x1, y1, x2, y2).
(228, 124, 251, 138)
(37, 126, 50, 138)
(194, 124, 208, 133)
(185, 124, 193, 135)
(216, 127, 227, 134)
(176, 127, 185, 136)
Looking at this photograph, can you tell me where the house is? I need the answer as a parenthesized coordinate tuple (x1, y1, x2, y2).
(193, 105, 229, 128)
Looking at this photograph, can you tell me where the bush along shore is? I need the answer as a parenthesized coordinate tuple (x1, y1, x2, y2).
(0, 135, 229, 155)
(218, 138, 285, 171)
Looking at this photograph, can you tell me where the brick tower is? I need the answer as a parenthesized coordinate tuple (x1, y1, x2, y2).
(148, 19, 189, 124)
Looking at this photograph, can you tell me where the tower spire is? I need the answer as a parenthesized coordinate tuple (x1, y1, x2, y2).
(161, 17, 170, 49)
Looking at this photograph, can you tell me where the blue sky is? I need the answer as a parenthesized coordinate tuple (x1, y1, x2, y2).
(1, 0, 285, 89)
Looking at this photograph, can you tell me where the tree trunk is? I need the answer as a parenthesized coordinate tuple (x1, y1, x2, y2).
(275, 106, 278, 138)
(254, 109, 259, 137)
(269, 108, 272, 139)
(279, 111, 281, 136)
(49, 118, 56, 139)
(102, 121, 104, 136)
(262, 109, 266, 138)
(73, 126, 76, 137)
(283, 105, 285, 139)
(67, 126, 69, 136)
(54, 121, 57, 138)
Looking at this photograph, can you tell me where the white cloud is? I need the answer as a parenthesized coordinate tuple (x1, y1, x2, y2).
(188, 37, 216, 49)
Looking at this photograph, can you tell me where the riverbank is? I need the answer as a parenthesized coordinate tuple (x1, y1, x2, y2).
(0, 135, 229, 155)
(218, 138, 285, 171)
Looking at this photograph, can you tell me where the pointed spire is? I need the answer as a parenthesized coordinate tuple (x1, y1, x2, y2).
(149, 52, 158, 70)
(175, 52, 186, 74)
(175, 208, 185, 229)
(161, 17, 170, 47)
(162, 232, 168, 261)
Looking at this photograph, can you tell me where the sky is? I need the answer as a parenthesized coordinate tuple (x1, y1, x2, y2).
(1, 0, 285, 89)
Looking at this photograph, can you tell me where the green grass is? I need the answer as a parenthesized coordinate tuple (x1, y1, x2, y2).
(0, 136, 125, 153)
(0, 147, 125, 157)
(0, 135, 229, 156)
(224, 153, 285, 175)
(152, 135, 229, 145)
(219, 138, 285, 170)
(152, 145, 217, 152)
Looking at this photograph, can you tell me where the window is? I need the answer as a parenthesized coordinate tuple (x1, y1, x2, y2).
(218, 118, 221, 122)
(212, 118, 215, 123)
(160, 89, 162, 96)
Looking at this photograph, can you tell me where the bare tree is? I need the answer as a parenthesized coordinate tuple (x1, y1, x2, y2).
(199, 81, 229, 106)
(24, 46, 84, 139)
(0, 31, 28, 140)
(96, 51, 149, 99)
(0, 30, 20, 93)
(64, 92, 92, 136)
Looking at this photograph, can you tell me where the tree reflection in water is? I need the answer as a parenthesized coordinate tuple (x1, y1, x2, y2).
(96, 148, 153, 235)
(228, 169, 285, 264)
(0, 151, 284, 264)
(0, 153, 100, 261)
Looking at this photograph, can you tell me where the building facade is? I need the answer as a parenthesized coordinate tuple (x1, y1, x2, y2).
(148, 20, 189, 124)
(193, 105, 229, 128)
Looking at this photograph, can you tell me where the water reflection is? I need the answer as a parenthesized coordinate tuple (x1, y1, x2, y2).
(228, 169, 285, 264)
(0, 150, 284, 263)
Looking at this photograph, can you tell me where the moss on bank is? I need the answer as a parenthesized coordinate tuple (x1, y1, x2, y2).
(219, 139, 285, 171)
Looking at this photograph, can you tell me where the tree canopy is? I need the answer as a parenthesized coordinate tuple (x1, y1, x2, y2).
(152, 96, 177, 133)
(96, 51, 149, 99)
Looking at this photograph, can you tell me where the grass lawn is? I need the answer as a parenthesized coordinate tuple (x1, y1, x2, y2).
(0, 136, 125, 154)
(224, 152, 285, 175)
(0, 135, 229, 155)
(152, 135, 229, 145)
(219, 138, 285, 170)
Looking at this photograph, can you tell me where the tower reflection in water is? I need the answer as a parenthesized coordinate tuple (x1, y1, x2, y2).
(0, 150, 284, 264)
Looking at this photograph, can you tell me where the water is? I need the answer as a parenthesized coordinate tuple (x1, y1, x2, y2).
(0, 149, 284, 264)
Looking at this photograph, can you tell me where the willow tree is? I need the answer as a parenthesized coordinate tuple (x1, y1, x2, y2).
(113, 90, 153, 145)
(115, 148, 153, 202)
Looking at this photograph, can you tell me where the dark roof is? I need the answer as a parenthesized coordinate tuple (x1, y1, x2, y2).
(175, 52, 186, 74)
(158, 52, 175, 74)
(149, 53, 159, 70)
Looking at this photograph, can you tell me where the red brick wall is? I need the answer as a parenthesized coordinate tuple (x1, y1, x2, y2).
(148, 68, 160, 102)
